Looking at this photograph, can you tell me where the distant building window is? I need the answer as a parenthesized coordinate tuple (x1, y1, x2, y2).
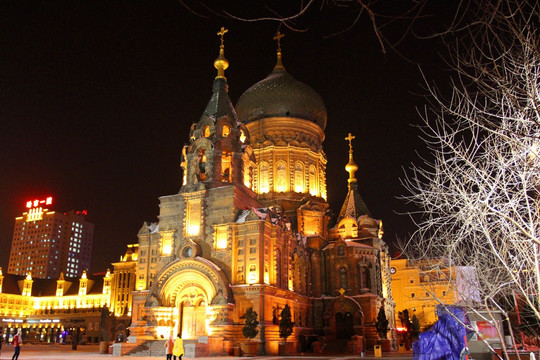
(250, 247, 256, 254)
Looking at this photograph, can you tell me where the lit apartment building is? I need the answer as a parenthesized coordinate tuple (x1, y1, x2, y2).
(8, 197, 94, 279)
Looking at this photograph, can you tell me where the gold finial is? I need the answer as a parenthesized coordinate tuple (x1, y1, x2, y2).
(338, 288, 346, 296)
(214, 27, 229, 79)
(345, 133, 358, 188)
(273, 31, 285, 69)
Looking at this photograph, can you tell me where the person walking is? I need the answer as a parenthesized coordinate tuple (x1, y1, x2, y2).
(12, 330, 22, 360)
(164, 335, 174, 360)
(172, 333, 184, 360)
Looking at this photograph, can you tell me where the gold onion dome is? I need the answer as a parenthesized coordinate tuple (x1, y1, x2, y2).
(235, 32, 327, 130)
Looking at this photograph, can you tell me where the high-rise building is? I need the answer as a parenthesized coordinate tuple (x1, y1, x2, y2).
(8, 196, 94, 279)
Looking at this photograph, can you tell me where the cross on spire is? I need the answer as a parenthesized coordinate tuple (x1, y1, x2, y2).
(273, 30, 285, 52)
(217, 27, 228, 47)
(345, 133, 355, 152)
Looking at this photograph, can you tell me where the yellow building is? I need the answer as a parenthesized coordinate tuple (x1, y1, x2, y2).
(0, 254, 137, 344)
(0, 268, 110, 344)
(390, 259, 457, 330)
(127, 29, 395, 356)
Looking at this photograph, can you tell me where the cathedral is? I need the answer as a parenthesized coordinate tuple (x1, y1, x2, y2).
(128, 28, 395, 355)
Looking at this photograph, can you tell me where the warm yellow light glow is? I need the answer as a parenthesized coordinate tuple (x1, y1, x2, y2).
(294, 163, 304, 193)
(222, 125, 230, 137)
(248, 272, 258, 284)
(206, 307, 217, 336)
(259, 163, 269, 193)
(187, 224, 200, 236)
(162, 243, 172, 255)
(239, 130, 246, 143)
(215, 227, 227, 249)
(161, 233, 173, 256)
(156, 326, 172, 339)
(186, 200, 201, 236)
(264, 272, 270, 284)
(27, 207, 43, 221)
(276, 162, 287, 192)
(288, 279, 294, 291)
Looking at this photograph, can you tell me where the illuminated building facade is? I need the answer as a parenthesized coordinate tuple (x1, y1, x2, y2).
(110, 245, 137, 317)
(0, 268, 111, 344)
(390, 259, 457, 330)
(128, 29, 394, 355)
(8, 197, 94, 279)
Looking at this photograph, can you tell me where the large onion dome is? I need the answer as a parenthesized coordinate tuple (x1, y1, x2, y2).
(236, 67, 327, 130)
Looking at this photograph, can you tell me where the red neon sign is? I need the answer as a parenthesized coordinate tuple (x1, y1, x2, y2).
(26, 197, 53, 209)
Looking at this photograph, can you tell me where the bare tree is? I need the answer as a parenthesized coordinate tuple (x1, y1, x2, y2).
(178, 0, 428, 54)
(401, 0, 540, 357)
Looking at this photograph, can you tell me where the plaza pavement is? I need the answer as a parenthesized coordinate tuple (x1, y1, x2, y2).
(0, 344, 413, 360)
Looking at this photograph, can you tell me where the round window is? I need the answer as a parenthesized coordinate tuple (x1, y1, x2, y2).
(182, 246, 194, 258)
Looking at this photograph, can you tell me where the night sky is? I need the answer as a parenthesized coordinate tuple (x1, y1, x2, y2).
(0, 1, 454, 274)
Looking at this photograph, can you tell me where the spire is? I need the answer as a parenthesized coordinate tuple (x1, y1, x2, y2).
(273, 31, 285, 70)
(338, 133, 371, 221)
(200, 27, 238, 123)
(345, 133, 358, 189)
(214, 27, 229, 79)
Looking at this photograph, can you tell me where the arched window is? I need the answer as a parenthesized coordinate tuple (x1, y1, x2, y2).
(198, 149, 207, 181)
(366, 263, 372, 290)
(339, 267, 348, 289)
(222, 125, 230, 137)
(309, 165, 318, 196)
(243, 165, 252, 189)
(221, 151, 232, 182)
(203, 125, 210, 138)
(294, 162, 304, 193)
(259, 162, 269, 193)
(239, 129, 246, 143)
(276, 161, 288, 192)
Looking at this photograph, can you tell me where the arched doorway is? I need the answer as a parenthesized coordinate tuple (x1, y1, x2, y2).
(174, 284, 210, 339)
(178, 296, 208, 339)
(335, 312, 354, 339)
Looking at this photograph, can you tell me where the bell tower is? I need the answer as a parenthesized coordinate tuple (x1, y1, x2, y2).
(181, 27, 254, 193)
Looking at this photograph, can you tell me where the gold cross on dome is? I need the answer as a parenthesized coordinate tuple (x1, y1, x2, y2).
(217, 27, 228, 47)
(273, 31, 285, 52)
(345, 133, 355, 152)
